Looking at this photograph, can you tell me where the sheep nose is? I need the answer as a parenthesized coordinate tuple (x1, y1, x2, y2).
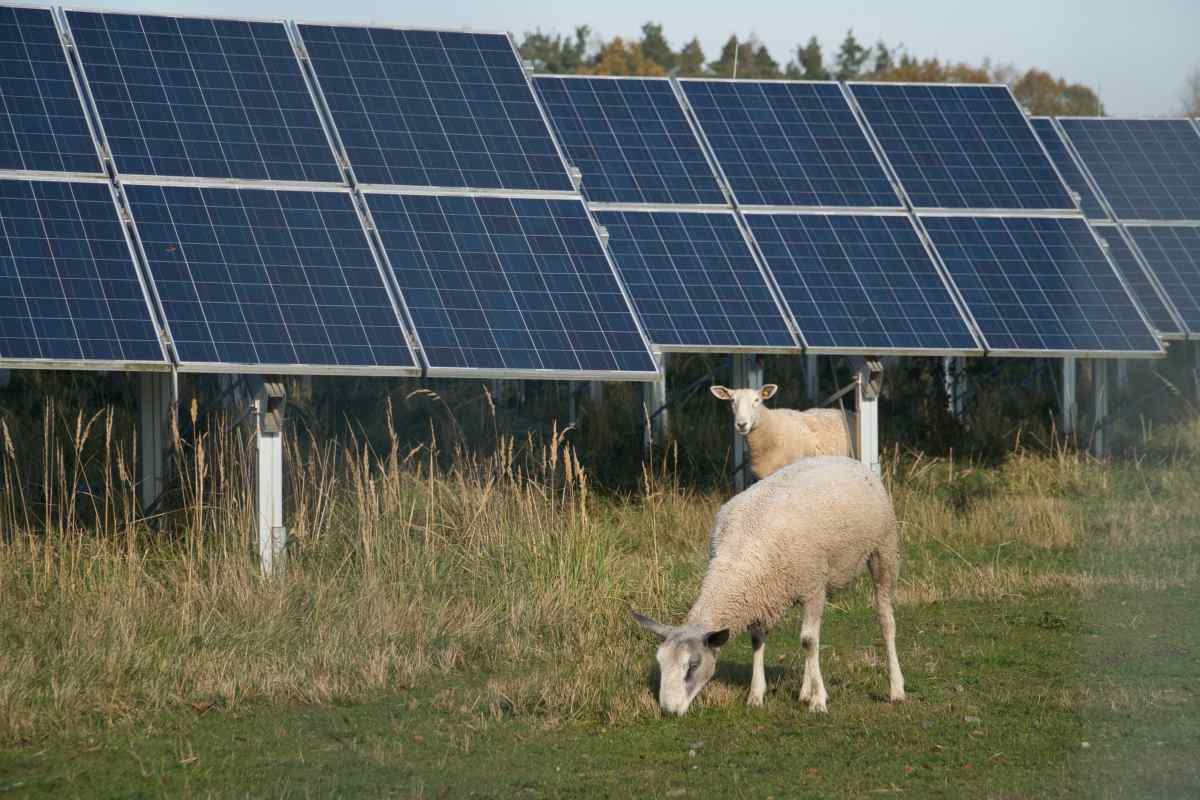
(735, 421, 750, 434)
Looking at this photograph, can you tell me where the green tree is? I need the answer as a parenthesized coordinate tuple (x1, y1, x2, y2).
(873, 56, 990, 84)
(708, 36, 781, 79)
(872, 39, 895, 75)
(580, 37, 667, 77)
(519, 26, 590, 74)
(677, 37, 707, 77)
(1011, 69, 1103, 115)
(786, 36, 829, 80)
(834, 29, 870, 80)
(639, 22, 676, 73)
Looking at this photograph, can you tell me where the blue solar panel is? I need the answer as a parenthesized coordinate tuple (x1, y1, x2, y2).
(1029, 118, 1108, 220)
(366, 193, 656, 375)
(124, 184, 416, 370)
(848, 83, 1075, 211)
(0, 6, 102, 174)
(0, 178, 163, 365)
(744, 213, 978, 353)
(66, 11, 341, 183)
(923, 216, 1161, 354)
(1092, 226, 1182, 337)
(592, 210, 795, 350)
(534, 77, 724, 205)
(298, 25, 572, 192)
(1125, 226, 1200, 334)
(679, 80, 899, 208)
(1058, 118, 1200, 221)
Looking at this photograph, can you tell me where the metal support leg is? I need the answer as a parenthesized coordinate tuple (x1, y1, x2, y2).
(1060, 357, 1077, 436)
(588, 381, 603, 405)
(804, 354, 819, 404)
(856, 360, 883, 476)
(255, 381, 287, 576)
(1116, 359, 1129, 392)
(643, 353, 668, 452)
(0, 369, 9, 389)
(568, 382, 578, 428)
(138, 371, 175, 511)
(942, 356, 966, 417)
(1091, 360, 1108, 459)
(732, 354, 763, 492)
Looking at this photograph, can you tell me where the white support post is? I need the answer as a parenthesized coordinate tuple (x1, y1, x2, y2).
(1116, 359, 1129, 392)
(138, 371, 174, 511)
(942, 356, 967, 418)
(642, 353, 668, 452)
(1091, 360, 1108, 459)
(568, 382, 579, 428)
(1060, 357, 1077, 436)
(255, 381, 287, 577)
(731, 354, 763, 492)
(588, 381, 603, 405)
(804, 354, 819, 404)
(856, 360, 883, 476)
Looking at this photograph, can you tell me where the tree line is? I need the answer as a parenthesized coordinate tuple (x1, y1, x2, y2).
(519, 24, 1105, 117)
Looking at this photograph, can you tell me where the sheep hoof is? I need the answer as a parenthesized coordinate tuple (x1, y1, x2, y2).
(808, 699, 828, 714)
(747, 693, 764, 707)
(890, 690, 907, 703)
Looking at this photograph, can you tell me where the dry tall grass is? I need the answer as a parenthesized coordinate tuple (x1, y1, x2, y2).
(1, 399, 1197, 743)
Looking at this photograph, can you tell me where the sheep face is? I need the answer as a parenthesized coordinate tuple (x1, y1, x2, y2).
(632, 611, 729, 715)
(710, 384, 779, 436)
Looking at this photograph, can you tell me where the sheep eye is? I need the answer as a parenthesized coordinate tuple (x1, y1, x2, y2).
(685, 657, 700, 678)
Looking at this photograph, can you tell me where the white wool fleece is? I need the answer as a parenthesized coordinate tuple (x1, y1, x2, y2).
(744, 407, 857, 480)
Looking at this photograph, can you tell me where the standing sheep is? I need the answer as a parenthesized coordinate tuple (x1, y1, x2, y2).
(632, 456, 905, 715)
(710, 384, 855, 479)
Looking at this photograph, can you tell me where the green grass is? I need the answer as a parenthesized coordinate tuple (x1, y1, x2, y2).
(1, 411, 1199, 798)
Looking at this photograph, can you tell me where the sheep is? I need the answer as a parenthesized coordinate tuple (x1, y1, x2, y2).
(710, 384, 856, 479)
(632, 455, 905, 715)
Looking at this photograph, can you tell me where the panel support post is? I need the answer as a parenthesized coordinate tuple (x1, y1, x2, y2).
(138, 371, 174, 511)
(1091, 359, 1108, 459)
(856, 359, 883, 476)
(1116, 359, 1129, 392)
(0, 369, 9, 389)
(1060, 357, 1077, 436)
(804, 354, 819, 404)
(588, 381, 603, 405)
(643, 352, 668, 453)
(255, 381, 287, 577)
(731, 354, 763, 492)
(942, 356, 966, 418)
(567, 382, 579, 428)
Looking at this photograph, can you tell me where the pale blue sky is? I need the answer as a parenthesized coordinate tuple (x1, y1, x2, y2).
(76, 0, 1198, 115)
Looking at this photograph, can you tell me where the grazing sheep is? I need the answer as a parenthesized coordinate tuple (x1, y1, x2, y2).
(710, 384, 855, 479)
(632, 456, 905, 715)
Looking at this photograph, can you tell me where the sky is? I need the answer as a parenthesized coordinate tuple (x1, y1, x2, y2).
(84, 0, 1198, 116)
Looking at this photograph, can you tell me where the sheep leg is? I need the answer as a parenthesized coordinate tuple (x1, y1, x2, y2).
(799, 593, 828, 713)
(869, 551, 906, 702)
(748, 627, 767, 706)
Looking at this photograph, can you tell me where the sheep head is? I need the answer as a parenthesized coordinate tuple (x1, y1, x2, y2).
(709, 384, 778, 436)
(632, 611, 729, 715)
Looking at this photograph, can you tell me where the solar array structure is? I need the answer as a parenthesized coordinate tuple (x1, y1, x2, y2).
(1, 3, 1188, 380)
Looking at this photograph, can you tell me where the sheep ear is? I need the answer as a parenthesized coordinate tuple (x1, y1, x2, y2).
(704, 629, 730, 649)
(760, 384, 778, 400)
(709, 385, 733, 401)
(631, 610, 672, 642)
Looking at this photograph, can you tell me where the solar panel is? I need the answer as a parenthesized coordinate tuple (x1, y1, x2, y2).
(297, 25, 573, 192)
(848, 83, 1075, 211)
(1029, 118, 1107, 220)
(365, 192, 657, 377)
(744, 212, 979, 353)
(124, 183, 417, 372)
(922, 215, 1162, 354)
(592, 209, 796, 350)
(65, 11, 341, 183)
(0, 178, 164, 366)
(1092, 225, 1183, 337)
(679, 80, 900, 209)
(1124, 225, 1200, 334)
(0, 6, 102, 174)
(1057, 118, 1200, 221)
(533, 77, 725, 205)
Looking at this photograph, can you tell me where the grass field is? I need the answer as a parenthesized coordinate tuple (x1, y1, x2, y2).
(1, 406, 1198, 798)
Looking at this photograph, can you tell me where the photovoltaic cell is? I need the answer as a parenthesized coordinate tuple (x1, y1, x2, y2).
(592, 210, 795, 349)
(1058, 118, 1200, 221)
(679, 80, 900, 208)
(298, 25, 572, 192)
(848, 83, 1075, 211)
(923, 216, 1161, 354)
(124, 184, 416, 370)
(1029, 118, 1107, 219)
(1091, 226, 1181, 337)
(0, 6, 102, 174)
(1124, 225, 1200, 334)
(66, 11, 341, 183)
(0, 178, 163, 364)
(744, 213, 978, 353)
(534, 77, 724, 205)
(366, 193, 657, 375)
